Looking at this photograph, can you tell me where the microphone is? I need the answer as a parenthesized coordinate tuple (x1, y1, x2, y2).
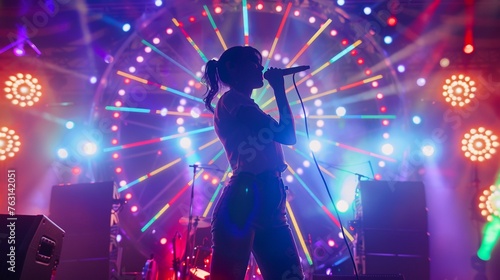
(264, 65, 310, 79)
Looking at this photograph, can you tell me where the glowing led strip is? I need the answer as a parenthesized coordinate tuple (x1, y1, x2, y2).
(256, 18, 333, 103)
(103, 126, 214, 152)
(203, 5, 228, 50)
(141, 170, 204, 232)
(116, 71, 203, 103)
(141, 40, 199, 80)
(286, 201, 313, 265)
(242, 0, 249, 45)
(261, 40, 363, 109)
(172, 18, 208, 62)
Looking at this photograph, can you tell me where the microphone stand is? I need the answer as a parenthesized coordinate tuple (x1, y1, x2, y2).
(317, 160, 373, 181)
(183, 164, 198, 280)
(172, 232, 180, 280)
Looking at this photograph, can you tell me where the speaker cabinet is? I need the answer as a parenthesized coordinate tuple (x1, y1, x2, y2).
(354, 181, 429, 280)
(0, 215, 64, 280)
(49, 181, 119, 280)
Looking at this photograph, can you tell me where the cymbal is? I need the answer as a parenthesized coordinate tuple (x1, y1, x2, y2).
(179, 216, 211, 228)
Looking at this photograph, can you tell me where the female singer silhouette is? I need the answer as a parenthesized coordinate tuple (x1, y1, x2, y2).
(203, 46, 304, 280)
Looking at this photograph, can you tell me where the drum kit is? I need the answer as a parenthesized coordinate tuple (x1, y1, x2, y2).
(176, 215, 212, 280)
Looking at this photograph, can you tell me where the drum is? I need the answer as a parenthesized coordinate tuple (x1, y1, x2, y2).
(189, 268, 210, 280)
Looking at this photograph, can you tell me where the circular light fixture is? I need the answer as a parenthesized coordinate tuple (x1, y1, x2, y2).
(0, 127, 21, 161)
(478, 184, 500, 222)
(4, 73, 42, 107)
(461, 127, 498, 162)
(442, 74, 476, 107)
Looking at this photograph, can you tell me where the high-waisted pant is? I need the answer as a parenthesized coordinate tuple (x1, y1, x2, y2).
(210, 171, 304, 280)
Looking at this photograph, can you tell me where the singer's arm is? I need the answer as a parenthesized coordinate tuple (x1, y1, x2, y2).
(234, 70, 296, 145)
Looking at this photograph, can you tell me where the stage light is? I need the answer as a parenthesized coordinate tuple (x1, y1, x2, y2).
(177, 105, 185, 112)
(154, 0, 162, 7)
(180, 137, 192, 149)
(337, 0, 345, 6)
(416, 78, 426, 86)
(294, 10, 300, 16)
(303, 160, 310, 167)
(178, 126, 185, 133)
(120, 180, 127, 187)
(315, 129, 323, 137)
(111, 125, 119, 132)
(442, 74, 477, 107)
(203, 173, 209, 180)
(330, 29, 337, 36)
(256, 3, 264, 10)
(383, 36, 393, 44)
(65, 121, 75, 129)
(116, 234, 122, 243)
(72, 167, 81, 175)
(308, 16, 316, 24)
(4, 73, 42, 107)
(464, 44, 474, 54)
(112, 153, 119, 159)
(57, 148, 68, 159)
(387, 16, 397, 26)
(214, 6, 222, 14)
(422, 145, 435, 157)
(440, 58, 450, 68)
(89, 76, 97, 84)
(82, 141, 98, 156)
(397, 65, 405, 73)
(166, 28, 173, 35)
(131, 205, 138, 213)
(189, 16, 196, 23)
(382, 133, 390, 139)
(376, 93, 384, 99)
(13, 45, 25, 56)
(380, 106, 387, 113)
(336, 200, 349, 213)
(160, 108, 168, 116)
(357, 58, 364, 65)
(190, 107, 201, 118)
(309, 140, 321, 152)
(382, 120, 389, 126)
(152, 37, 160, 44)
(461, 127, 498, 162)
(336, 107, 346, 117)
(363, 7, 372, 15)
(211, 178, 219, 185)
(327, 239, 335, 247)
(0, 127, 21, 161)
(176, 118, 185, 125)
(275, 4, 283, 12)
(160, 238, 168, 245)
(412, 116, 422, 124)
(381, 143, 394, 155)
(122, 23, 131, 32)
(478, 184, 500, 222)
(296, 168, 303, 175)
(378, 161, 386, 167)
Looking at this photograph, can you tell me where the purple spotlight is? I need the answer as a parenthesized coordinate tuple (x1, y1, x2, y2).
(13, 46, 25, 56)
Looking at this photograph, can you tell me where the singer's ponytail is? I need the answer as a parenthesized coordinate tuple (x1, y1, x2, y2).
(202, 59, 220, 113)
(202, 46, 262, 113)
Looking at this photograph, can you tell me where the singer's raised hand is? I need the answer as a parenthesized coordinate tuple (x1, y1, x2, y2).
(264, 67, 285, 89)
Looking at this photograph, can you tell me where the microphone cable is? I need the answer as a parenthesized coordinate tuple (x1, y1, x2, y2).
(291, 73, 360, 280)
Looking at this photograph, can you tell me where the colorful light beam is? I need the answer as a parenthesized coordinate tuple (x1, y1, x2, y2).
(141, 40, 199, 80)
(203, 5, 228, 50)
(261, 40, 363, 109)
(103, 126, 214, 152)
(255, 18, 333, 103)
(116, 71, 203, 103)
(141, 171, 204, 232)
(242, 0, 249, 45)
(172, 18, 209, 62)
(263, 2, 292, 71)
(118, 157, 182, 192)
(286, 201, 313, 265)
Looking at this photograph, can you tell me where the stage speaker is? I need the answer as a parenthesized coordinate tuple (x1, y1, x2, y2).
(354, 181, 429, 280)
(313, 274, 405, 280)
(0, 215, 65, 280)
(49, 181, 118, 280)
